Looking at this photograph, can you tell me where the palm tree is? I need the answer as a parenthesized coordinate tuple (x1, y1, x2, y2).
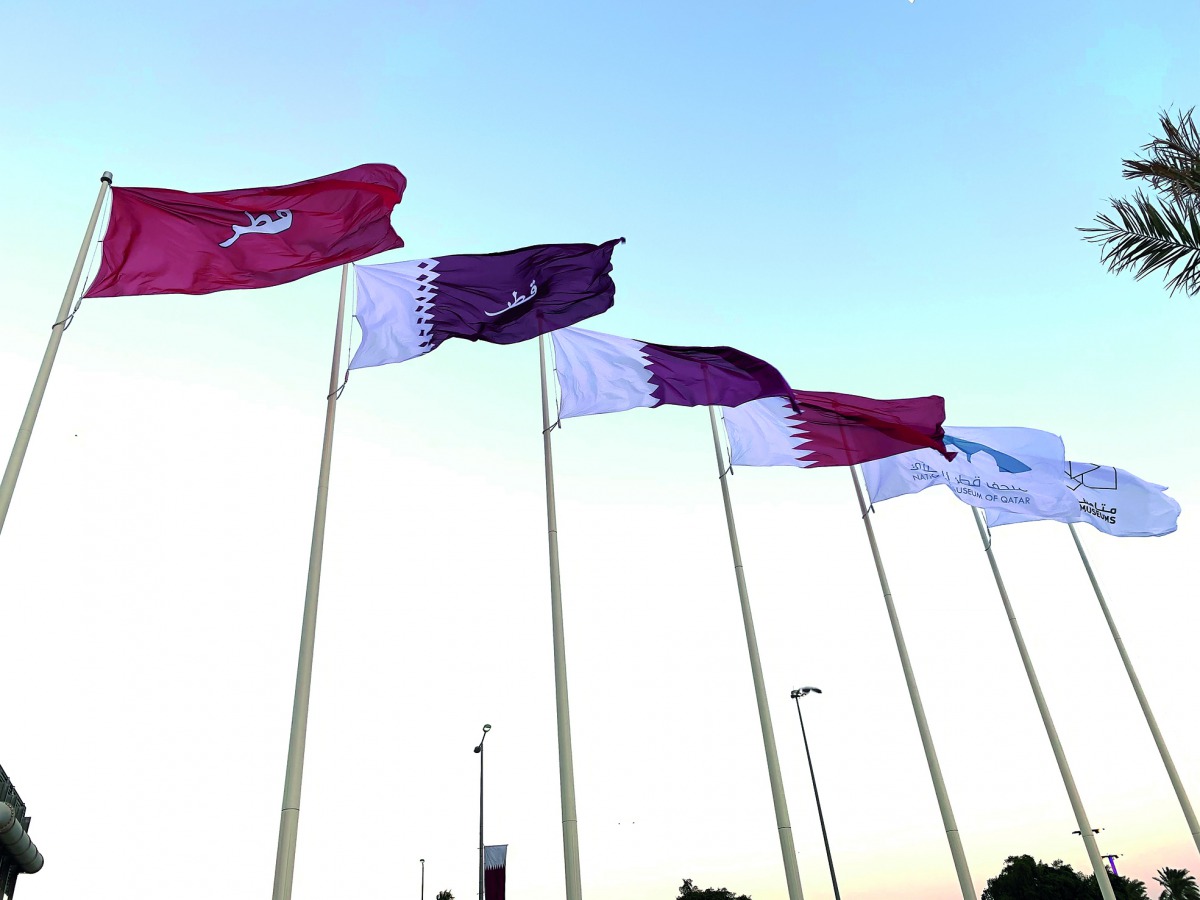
(1080, 108, 1200, 296)
(1154, 867, 1200, 900)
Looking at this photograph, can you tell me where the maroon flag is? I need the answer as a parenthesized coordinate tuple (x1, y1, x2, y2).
(84, 164, 406, 297)
(550, 326, 792, 418)
(724, 390, 950, 467)
(484, 845, 507, 900)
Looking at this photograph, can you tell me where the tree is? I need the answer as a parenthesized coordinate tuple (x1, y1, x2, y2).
(435, 891, 454, 900)
(1080, 108, 1200, 296)
(677, 877, 752, 900)
(981, 855, 1148, 900)
(1154, 867, 1200, 900)
(982, 854, 1091, 900)
(1084, 872, 1150, 900)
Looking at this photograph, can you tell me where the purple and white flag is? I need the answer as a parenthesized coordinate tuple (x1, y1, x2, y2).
(350, 240, 623, 369)
(550, 326, 791, 418)
(986, 461, 1181, 536)
(484, 845, 507, 900)
(724, 390, 950, 468)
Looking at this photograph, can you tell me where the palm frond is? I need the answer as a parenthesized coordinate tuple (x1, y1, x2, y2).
(1078, 189, 1200, 296)
(1123, 108, 1200, 205)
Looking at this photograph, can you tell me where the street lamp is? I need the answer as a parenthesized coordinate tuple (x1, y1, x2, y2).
(791, 687, 841, 900)
(474, 724, 492, 900)
(420, 858, 425, 900)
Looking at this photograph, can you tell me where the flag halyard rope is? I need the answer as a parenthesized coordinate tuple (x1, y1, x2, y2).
(329, 268, 357, 400)
(55, 192, 110, 331)
(546, 331, 563, 432)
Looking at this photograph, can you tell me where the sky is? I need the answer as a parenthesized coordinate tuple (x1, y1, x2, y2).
(2, 2, 1199, 899)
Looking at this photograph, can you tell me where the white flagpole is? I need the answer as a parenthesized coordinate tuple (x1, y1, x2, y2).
(1068, 522, 1200, 855)
(970, 508, 1117, 900)
(0, 172, 112, 537)
(849, 467, 976, 900)
(538, 334, 584, 900)
(707, 407, 805, 900)
(271, 264, 350, 900)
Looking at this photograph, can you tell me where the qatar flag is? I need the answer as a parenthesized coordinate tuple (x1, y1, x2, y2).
(84, 164, 406, 297)
(484, 845, 507, 900)
(550, 326, 791, 418)
(723, 390, 950, 467)
(350, 240, 622, 369)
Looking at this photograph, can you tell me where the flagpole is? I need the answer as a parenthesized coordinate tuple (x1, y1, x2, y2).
(849, 467, 976, 900)
(970, 508, 1117, 900)
(271, 264, 349, 900)
(707, 407, 804, 900)
(1068, 522, 1200, 855)
(0, 172, 112, 537)
(537, 334, 583, 900)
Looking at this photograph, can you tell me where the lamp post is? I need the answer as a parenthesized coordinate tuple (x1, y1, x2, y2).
(1073, 829, 1116, 876)
(474, 724, 492, 900)
(791, 687, 840, 900)
(420, 858, 425, 900)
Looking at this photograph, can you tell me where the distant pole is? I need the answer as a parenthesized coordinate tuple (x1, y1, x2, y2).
(790, 688, 840, 900)
(849, 467, 976, 900)
(271, 265, 350, 900)
(474, 725, 491, 900)
(707, 407, 805, 900)
(421, 859, 425, 900)
(1069, 523, 1200, 856)
(0, 172, 111, 538)
(537, 334, 583, 900)
(971, 508, 1117, 900)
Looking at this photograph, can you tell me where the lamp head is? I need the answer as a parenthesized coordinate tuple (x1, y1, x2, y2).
(483, 724, 492, 733)
(790, 686, 822, 698)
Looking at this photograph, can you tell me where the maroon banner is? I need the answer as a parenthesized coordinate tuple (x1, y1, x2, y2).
(85, 163, 406, 297)
(484, 844, 507, 900)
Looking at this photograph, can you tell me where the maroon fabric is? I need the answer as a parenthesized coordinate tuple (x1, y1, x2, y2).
(789, 389, 950, 466)
(484, 866, 505, 900)
(484, 845, 506, 900)
(85, 163, 406, 297)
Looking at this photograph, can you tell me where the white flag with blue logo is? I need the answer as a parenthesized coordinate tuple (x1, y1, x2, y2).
(986, 461, 1181, 537)
(862, 426, 1079, 520)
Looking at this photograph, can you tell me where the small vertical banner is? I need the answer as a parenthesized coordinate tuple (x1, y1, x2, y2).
(484, 844, 507, 900)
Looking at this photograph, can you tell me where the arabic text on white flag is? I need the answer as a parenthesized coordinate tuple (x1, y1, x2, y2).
(986, 461, 1180, 537)
(861, 426, 1079, 520)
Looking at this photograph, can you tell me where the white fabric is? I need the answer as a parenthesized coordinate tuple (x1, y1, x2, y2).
(484, 844, 508, 869)
(550, 326, 655, 418)
(723, 396, 813, 467)
(349, 260, 438, 369)
(862, 425, 1079, 520)
(987, 462, 1181, 536)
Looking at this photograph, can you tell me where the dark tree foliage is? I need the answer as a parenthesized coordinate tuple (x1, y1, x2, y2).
(1085, 872, 1151, 900)
(435, 891, 454, 900)
(1154, 867, 1200, 900)
(1080, 108, 1200, 296)
(677, 877, 752, 900)
(981, 855, 1147, 900)
(982, 855, 1092, 900)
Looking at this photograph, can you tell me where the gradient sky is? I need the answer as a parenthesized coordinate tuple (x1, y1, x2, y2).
(3, 2, 1199, 899)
